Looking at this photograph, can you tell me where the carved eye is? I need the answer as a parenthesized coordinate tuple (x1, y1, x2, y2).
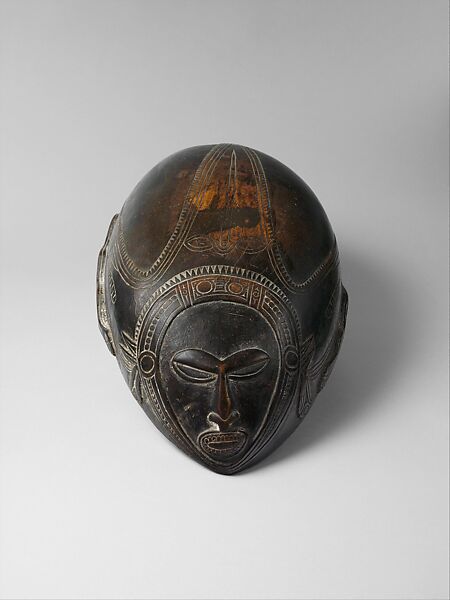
(172, 362, 216, 383)
(226, 349, 270, 379)
(171, 348, 270, 383)
(172, 349, 217, 383)
(185, 235, 214, 252)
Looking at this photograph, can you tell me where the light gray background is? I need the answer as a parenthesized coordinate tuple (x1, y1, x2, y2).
(0, 1, 448, 599)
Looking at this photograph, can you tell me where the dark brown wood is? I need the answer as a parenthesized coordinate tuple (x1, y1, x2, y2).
(97, 144, 348, 474)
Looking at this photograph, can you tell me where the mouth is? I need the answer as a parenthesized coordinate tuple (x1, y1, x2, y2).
(199, 430, 247, 459)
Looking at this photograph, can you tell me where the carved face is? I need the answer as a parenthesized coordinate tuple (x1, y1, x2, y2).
(158, 302, 279, 464)
(127, 267, 301, 473)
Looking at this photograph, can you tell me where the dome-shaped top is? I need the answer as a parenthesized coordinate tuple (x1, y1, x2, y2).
(116, 144, 337, 293)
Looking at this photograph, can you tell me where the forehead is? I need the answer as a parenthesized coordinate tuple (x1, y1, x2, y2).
(159, 301, 279, 361)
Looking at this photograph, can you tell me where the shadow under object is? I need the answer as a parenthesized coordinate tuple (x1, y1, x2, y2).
(96, 144, 348, 474)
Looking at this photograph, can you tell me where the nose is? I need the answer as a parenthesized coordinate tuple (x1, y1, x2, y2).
(209, 368, 239, 427)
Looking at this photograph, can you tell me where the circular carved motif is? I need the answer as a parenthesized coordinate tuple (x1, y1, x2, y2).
(284, 346, 299, 371)
(139, 351, 156, 377)
(228, 281, 243, 295)
(196, 280, 213, 294)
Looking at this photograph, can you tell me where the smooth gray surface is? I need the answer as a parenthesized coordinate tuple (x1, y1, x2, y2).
(0, 1, 448, 599)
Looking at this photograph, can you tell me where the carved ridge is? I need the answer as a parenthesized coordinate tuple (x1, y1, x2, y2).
(113, 144, 231, 288)
(96, 214, 118, 355)
(243, 146, 340, 293)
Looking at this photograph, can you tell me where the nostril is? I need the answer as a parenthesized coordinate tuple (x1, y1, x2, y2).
(207, 410, 240, 429)
(207, 411, 221, 426)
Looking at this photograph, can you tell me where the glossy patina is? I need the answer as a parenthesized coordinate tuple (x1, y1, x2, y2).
(97, 144, 348, 474)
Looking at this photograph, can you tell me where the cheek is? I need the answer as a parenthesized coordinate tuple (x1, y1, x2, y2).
(228, 369, 278, 423)
(160, 364, 213, 417)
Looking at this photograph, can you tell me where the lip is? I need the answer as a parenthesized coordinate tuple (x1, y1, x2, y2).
(199, 430, 247, 458)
